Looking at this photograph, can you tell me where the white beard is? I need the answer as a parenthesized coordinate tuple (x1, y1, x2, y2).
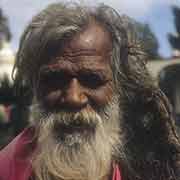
(30, 96, 123, 180)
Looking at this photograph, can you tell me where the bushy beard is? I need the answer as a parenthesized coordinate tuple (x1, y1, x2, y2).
(30, 96, 124, 180)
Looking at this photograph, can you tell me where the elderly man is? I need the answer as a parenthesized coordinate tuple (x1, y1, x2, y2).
(0, 3, 179, 180)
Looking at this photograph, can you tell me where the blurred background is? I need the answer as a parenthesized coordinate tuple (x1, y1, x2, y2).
(0, 0, 179, 148)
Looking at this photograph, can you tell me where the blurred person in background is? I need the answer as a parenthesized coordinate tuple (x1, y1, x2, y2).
(0, 76, 30, 149)
(0, 7, 30, 149)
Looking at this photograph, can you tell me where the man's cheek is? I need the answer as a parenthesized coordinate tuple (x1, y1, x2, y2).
(37, 89, 62, 109)
(88, 84, 113, 107)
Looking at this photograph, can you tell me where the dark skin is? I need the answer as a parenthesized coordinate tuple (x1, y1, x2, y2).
(37, 21, 114, 113)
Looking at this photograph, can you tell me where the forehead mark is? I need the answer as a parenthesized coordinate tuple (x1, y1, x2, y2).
(61, 19, 113, 58)
(43, 19, 113, 78)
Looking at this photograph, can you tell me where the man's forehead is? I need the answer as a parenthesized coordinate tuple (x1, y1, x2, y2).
(62, 20, 113, 55)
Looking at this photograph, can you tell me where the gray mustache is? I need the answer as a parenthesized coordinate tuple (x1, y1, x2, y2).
(30, 104, 102, 127)
(48, 111, 100, 128)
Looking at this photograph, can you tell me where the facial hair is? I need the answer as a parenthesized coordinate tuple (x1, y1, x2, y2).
(30, 96, 124, 180)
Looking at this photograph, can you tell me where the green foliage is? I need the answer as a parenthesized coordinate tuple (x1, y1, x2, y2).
(137, 24, 159, 60)
(0, 109, 6, 122)
(0, 8, 11, 48)
(0, 76, 15, 104)
(168, 6, 180, 50)
(122, 15, 160, 60)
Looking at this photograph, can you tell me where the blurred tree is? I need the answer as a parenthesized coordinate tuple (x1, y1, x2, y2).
(138, 23, 159, 60)
(122, 15, 160, 60)
(0, 8, 11, 49)
(168, 6, 180, 53)
(0, 76, 14, 103)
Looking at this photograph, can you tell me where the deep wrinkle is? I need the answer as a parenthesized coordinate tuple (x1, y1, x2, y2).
(39, 61, 112, 83)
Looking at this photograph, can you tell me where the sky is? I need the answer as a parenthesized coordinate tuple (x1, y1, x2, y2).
(1, 0, 180, 58)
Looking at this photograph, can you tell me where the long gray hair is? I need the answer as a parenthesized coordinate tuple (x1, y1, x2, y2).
(12, 3, 180, 180)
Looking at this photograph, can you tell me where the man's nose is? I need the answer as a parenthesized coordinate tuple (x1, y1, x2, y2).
(62, 78, 88, 110)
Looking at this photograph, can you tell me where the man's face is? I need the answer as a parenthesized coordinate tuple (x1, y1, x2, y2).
(32, 21, 121, 179)
(33, 21, 118, 147)
(38, 21, 113, 114)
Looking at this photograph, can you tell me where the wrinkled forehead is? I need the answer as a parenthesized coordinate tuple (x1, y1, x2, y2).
(59, 19, 113, 56)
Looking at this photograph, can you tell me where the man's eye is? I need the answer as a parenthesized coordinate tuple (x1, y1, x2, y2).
(79, 73, 105, 89)
(39, 72, 71, 89)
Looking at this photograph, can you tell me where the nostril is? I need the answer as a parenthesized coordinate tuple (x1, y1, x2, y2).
(60, 78, 88, 110)
(61, 91, 88, 111)
(80, 94, 88, 105)
(68, 94, 87, 108)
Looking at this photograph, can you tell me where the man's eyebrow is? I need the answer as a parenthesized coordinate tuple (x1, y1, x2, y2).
(39, 66, 111, 80)
(79, 68, 112, 80)
(39, 64, 63, 74)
